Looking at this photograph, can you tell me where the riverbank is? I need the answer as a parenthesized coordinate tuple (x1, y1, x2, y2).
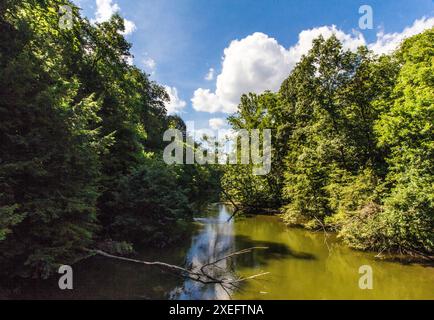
(223, 203, 434, 264)
(3, 204, 433, 300)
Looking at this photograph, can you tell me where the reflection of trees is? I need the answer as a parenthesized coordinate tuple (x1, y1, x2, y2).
(172, 205, 237, 300)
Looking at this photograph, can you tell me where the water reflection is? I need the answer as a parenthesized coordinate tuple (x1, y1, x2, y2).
(172, 204, 433, 300)
(10, 204, 434, 300)
(171, 204, 236, 300)
(170, 204, 315, 300)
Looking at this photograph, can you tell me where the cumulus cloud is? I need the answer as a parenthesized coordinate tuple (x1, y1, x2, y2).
(369, 17, 434, 55)
(121, 19, 137, 35)
(142, 57, 156, 74)
(164, 86, 186, 115)
(191, 88, 223, 113)
(287, 25, 365, 63)
(191, 17, 434, 114)
(209, 118, 226, 130)
(213, 32, 292, 113)
(94, 0, 119, 22)
(205, 68, 215, 81)
(192, 28, 365, 114)
(93, 0, 136, 35)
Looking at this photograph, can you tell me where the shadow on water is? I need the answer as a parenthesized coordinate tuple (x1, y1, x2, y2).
(170, 204, 314, 300)
(233, 235, 316, 269)
(8, 203, 434, 300)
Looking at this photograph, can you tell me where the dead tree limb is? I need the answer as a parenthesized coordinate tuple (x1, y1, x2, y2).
(219, 188, 240, 222)
(200, 247, 268, 274)
(313, 215, 332, 254)
(84, 247, 270, 295)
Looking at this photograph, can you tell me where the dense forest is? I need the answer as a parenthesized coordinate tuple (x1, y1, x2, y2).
(0, 0, 220, 281)
(0, 0, 433, 288)
(223, 28, 434, 257)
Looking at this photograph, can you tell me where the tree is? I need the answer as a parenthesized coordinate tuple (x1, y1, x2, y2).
(0, 0, 104, 278)
(373, 28, 434, 254)
(0, 0, 222, 280)
(223, 92, 284, 210)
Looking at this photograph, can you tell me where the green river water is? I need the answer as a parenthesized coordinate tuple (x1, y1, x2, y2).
(16, 204, 434, 300)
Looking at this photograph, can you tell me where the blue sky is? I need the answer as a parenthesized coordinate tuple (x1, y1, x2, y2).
(73, 0, 434, 131)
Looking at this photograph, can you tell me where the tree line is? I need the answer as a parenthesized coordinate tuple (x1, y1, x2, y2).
(0, 0, 220, 280)
(223, 29, 433, 257)
(0, 0, 432, 285)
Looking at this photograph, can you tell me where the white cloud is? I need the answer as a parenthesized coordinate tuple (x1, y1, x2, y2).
(209, 118, 226, 130)
(164, 86, 186, 115)
(369, 17, 434, 55)
(287, 25, 365, 63)
(191, 88, 223, 113)
(93, 0, 136, 35)
(121, 19, 137, 35)
(191, 17, 434, 114)
(94, 0, 119, 22)
(205, 68, 215, 81)
(192, 28, 365, 114)
(213, 32, 292, 113)
(142, 57, 156, 74)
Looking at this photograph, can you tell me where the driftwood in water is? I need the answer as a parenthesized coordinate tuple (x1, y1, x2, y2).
(85, 247, 270, 298)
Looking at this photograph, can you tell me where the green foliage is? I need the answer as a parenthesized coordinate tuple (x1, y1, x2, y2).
(96, 240, 134, 256)
(1, 0, 432, 282)
(223, 92, 285, 210)
(224, 29, 433, 255)
(381, 172, 434, 252)
(0, 1, 104, 277)
(372, 28, 434, 253)
(335, 29, 434, 254)
(0, 204, 24, 241)
(325, 168, 381, 225)
(323, 169, 387, 250)
(222, 164, 278, 211)
(0, 0, 220, 279)
(281, 37, 396, 226)
(107, 155, 193, 247)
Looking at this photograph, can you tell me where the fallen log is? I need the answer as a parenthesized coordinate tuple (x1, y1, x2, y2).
(84, 247, 270, 298)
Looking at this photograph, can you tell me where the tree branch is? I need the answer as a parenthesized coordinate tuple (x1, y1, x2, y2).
(84, 247, 270, 296)
(219, 187, 240, 222)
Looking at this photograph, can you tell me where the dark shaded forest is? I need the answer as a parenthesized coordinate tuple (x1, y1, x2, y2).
(0, 0, 221, 281)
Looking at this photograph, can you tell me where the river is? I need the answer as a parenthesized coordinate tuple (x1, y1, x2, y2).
(15, 204, 434, 299)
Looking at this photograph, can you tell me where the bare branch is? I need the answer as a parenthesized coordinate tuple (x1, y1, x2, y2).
(84, 247, 271, 296)
(200, 247, 268, 273)
(313, 215, 332, 254)
(219, 188, 240, 222)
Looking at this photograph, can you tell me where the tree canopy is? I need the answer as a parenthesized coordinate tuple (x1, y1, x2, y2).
(0, 0, 432, 282)
(0, 0, 220, 279)
(222, 29, 433, 256)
